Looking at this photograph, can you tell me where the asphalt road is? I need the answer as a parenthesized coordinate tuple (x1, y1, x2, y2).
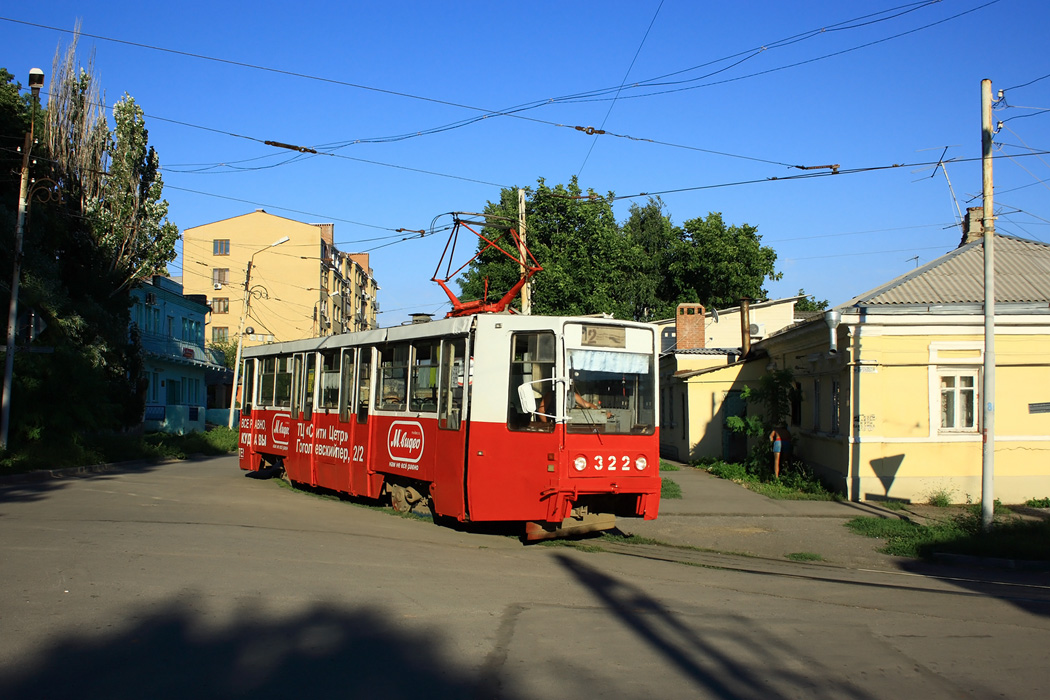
(1, 456, 1048, 699)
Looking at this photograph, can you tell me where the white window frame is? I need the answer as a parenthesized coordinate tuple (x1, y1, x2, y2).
(928, 342, 983, 439)
(937, 368, 979, 433)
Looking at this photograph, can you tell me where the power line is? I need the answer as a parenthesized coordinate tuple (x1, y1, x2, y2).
(765, 222, 953, 243)
(554, 0, 1001, 104)
(164, 185, 403, 234)
(1001, 71, 1050, 93)
(5, 4, 972, 175)
(785, 244, 948, 261)
(606, 149, 1050, 202)
(577, 0, 665, 178)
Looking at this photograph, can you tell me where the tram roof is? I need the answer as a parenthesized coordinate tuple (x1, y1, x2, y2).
(241, 313, 656, 358)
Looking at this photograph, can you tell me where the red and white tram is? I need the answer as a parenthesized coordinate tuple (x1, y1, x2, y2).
(237, 312, 661, 538)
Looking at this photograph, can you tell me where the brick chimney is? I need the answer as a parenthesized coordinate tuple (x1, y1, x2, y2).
(959, 207, 984, 247)
(675, 303, 706, 350)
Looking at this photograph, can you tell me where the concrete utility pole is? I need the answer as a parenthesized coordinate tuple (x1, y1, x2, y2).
(980, 79, 996, 531)
(227, 236, 289, 429)
(1, 68, 44, 451)
(518, 188, 531, 314)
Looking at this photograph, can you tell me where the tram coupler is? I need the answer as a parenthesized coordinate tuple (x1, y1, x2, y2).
(524, 512, 616, 541)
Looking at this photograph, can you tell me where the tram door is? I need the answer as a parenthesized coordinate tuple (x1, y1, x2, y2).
(291, 352, 317, 485)
(431, 337, 470, 517)
(348, 347, 381, 498)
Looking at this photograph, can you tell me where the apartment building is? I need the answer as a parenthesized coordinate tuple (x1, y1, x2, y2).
(182, 210, 380, 351)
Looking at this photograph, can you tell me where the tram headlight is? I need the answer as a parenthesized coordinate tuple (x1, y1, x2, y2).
(635, 456, 648, 471)
(574, 455, 587, 472)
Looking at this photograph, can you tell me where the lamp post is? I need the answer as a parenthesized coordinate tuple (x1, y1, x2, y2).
(227, 236, 289, 429)
(1, 68, 45, 451)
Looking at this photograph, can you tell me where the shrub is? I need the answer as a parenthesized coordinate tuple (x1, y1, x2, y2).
(925, 487, 956, 507)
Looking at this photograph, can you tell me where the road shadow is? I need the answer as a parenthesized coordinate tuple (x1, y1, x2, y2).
(0, 455, 233, 506)
(0, 596, 517, 700)
(551, 552, 1002, 700)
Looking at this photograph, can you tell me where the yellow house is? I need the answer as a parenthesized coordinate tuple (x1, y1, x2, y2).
(756, 233, 1050, 504)
(658, 297, 804, 462)
(182, 210, 380, 350)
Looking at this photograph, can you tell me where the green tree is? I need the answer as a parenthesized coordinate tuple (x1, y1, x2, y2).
(457, 180, 782, 321)
(667, 212, 781, 311)
(0, 38, 179, 450)
(458, 177, 636, 318)
(90, 95, 179, 292)
(621, 197, 678, 321)
(208, 338, 239, 369)
(795, 288, 829, 312)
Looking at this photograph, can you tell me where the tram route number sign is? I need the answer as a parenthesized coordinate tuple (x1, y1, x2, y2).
(582, 325, 625, 348)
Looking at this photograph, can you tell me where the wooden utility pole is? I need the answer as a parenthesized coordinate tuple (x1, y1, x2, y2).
(981, 78, 996, 531)
(518, 188, 531, 314)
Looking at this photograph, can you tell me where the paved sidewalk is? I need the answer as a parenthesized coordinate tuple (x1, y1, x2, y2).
(622, 466, 914, 570)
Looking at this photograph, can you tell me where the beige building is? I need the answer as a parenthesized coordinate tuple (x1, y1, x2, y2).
(661, 233, 1050, 504)
(182, 210, 379, 350)
(657, 297, 804, 462)
(756, 233, 1050, 504)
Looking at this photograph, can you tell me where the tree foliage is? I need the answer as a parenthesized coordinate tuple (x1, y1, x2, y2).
(457, 178, 781, 321)
(0, 36, 178, 450)
(795, 288, 829, 312)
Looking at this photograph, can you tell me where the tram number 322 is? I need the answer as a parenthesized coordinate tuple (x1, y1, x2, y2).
(576, 455, 647, 472)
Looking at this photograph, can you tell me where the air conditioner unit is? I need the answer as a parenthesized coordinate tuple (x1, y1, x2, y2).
(213, 282, 223, 290)
(749, 322, 766, 338)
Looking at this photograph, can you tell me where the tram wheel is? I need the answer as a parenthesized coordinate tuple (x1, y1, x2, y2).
(388, 483, 411, 513)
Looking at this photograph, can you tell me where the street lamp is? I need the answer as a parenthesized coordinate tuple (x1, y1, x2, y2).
(227, 236, 290, 429)
(1, 68, 45, 450)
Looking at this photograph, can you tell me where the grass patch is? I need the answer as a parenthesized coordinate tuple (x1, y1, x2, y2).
(785, 551, 824, 562)
(702, 459, 837, 501)
(1025, 497, 1050, 508)
(661, 477, 682, 499)
(600, 532, 662, 546)
(846, 513, 1050, 561)
(659, 460, 680, 471)
(0, 427, 239, 476)
(537, 539, 605, 552)
(878, 499, 907, 511)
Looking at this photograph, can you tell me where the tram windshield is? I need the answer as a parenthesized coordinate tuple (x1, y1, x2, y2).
(566, 349, 655, 435)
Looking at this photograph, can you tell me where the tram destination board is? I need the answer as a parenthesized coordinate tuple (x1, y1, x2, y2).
(581, 325, 626, 348)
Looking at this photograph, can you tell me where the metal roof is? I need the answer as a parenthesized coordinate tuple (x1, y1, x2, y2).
(840, 234, 1050, 308)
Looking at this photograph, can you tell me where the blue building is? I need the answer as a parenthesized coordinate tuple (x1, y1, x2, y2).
(131, 276, 229, 434)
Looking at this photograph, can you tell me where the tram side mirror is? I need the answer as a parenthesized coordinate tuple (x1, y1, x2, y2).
(517, 383, 537, 414)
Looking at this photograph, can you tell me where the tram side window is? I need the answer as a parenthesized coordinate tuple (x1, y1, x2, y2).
(410, 340, 440, 413)
(508, 332, 556, 432)
(356, 348, 372, 423)
(438, 338, 466, 430)
(376, 343, 408, 411)
(260, 357, 277, 406)
(242, 359, 255, 416)
(319, 350, 340, 410)
(274, 356, 293, 408)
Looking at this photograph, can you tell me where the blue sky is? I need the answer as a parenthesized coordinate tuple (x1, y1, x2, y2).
(3, 0, 1048, 324)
